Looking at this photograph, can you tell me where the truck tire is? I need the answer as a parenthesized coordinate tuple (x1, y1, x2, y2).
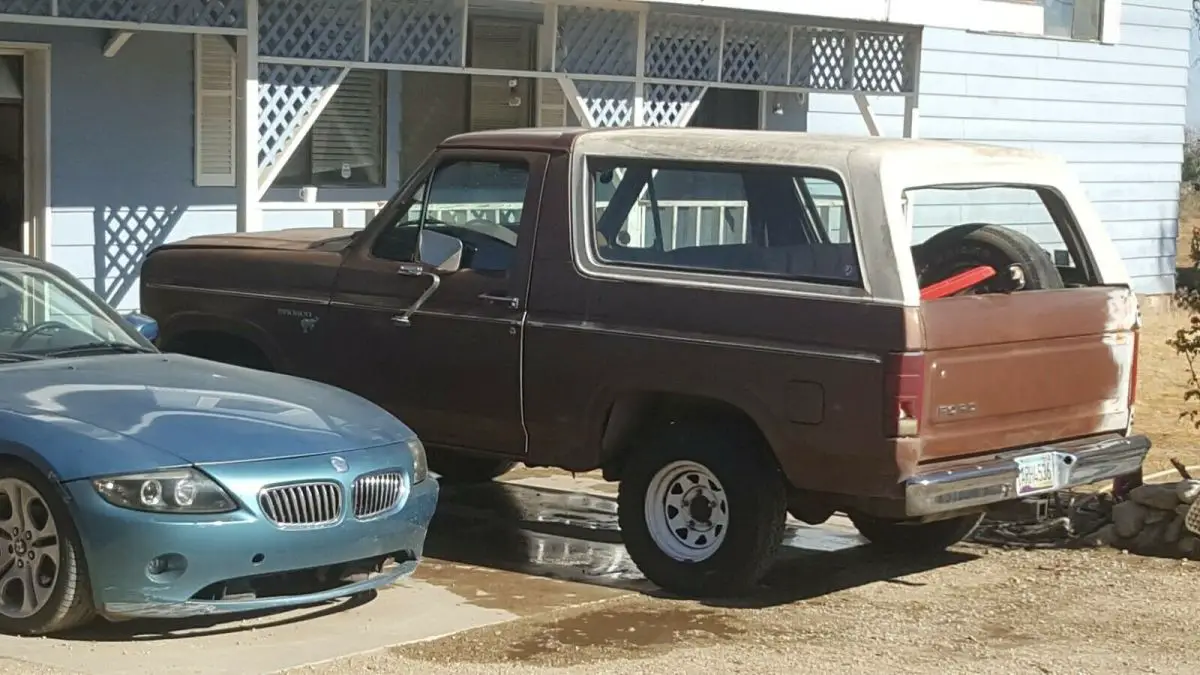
(617, 420, 787, 597)
(913, 223, 1064, 292)
(849, 512, 983, 552)
(428, 449, 515, 484)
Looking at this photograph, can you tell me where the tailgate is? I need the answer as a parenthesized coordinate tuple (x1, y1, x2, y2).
(917, 286, 1137, 461)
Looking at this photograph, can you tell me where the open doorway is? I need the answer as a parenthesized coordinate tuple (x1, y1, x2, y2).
(0, 54, 21, 253)
(689, 87, 761, 130)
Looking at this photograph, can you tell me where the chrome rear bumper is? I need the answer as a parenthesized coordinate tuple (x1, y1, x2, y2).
(905, 434, 1150, 518)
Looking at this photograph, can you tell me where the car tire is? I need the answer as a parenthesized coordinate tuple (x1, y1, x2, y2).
(0, 460, 95, 636)
(617, 420, 786, 598)
(427, 449, 516, 484)
(848, 512, 984, 552)
(913, 222, 1064, 292)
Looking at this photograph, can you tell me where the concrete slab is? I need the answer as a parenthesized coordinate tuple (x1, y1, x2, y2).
(0, 580, 512, 675)
(0, 473, 866, 675)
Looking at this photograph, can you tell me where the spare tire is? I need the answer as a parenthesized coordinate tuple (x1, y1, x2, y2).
(912, 222, 1064, 294)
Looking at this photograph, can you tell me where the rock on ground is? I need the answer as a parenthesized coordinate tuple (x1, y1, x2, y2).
(1130, 484, 1181, 511)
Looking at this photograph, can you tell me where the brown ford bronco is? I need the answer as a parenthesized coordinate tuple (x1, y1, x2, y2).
(140, 128, 1149, 597)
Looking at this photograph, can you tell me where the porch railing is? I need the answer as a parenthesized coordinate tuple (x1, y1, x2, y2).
(260, 198, 849, 248)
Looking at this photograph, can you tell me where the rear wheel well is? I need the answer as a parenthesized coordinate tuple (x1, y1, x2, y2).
(162, 330, 274, 371)
(598, 392, 776, 481)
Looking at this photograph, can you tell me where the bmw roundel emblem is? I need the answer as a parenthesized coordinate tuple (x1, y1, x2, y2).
(330, 456, 349, 473)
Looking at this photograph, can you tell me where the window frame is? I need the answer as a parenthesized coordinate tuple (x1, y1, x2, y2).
(903, 181, 1100, 285)
(575, 155, 867, 297)
(367, 154, 535, 272)
(274, 70, 388, 189)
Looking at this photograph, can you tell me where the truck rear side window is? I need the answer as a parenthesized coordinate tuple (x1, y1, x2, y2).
(588, 159, 860, 287)
(905, 184, 1097, 290)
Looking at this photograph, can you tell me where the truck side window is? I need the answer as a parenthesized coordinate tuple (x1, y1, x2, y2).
(590, 159, 861, 287)
(372, 160, 530, 273)
(371, 181, 427, 263)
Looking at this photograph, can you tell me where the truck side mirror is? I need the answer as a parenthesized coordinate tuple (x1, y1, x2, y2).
(418, 230, 463, 273)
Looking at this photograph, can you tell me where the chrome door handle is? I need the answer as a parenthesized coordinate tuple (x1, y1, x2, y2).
(395, 261, 424, 277)
(391, 268, 441, 327)
(478, 292, 520, 310)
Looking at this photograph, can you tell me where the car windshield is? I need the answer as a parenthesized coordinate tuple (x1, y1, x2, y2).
(0, 259, 148, 359)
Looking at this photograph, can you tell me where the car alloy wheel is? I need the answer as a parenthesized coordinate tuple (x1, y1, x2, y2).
(0, 478, 60, 618)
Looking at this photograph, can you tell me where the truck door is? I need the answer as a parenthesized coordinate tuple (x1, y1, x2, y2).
(328, 149, 547, 458)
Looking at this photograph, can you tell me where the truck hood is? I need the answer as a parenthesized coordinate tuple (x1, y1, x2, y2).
(158, 227, 359, 252)
(0, 353, 413, 467)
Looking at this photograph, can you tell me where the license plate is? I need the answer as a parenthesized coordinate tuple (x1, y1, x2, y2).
(1015, 453, 1059, 495)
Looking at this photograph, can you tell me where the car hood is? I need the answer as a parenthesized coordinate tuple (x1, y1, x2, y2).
(0, 353, 413, 467)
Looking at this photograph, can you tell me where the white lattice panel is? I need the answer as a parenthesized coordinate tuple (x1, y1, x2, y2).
(852, 31, 912, 93)
(644, 13, 720, 81)
(791, 27, 848, 91)
(0, 0, 54, 15)
(574, 80, 634, 128)
(55, 0, 245, 26)
(258, 64, 343, 172)
(259, 0, 363, 61)
(642, 84, 704, 127)
(370, 0, 463, 66)
(721, 18, 790, 86)
(555, 5, 637, 77)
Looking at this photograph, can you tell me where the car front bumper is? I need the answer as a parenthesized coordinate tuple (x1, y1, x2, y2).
(65, 453, 438, 620)
(905, 433, 1150, 518)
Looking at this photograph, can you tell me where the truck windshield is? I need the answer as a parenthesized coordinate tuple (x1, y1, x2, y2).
(0, 259, 150, 359)
(589, 158, 857, 287)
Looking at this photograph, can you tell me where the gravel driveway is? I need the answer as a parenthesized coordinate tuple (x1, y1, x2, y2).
(294, 544, 1200, 675)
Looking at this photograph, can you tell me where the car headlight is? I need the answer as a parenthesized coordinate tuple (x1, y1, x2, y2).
(93, 468, 237, 514)
(407, 437, 429, 484)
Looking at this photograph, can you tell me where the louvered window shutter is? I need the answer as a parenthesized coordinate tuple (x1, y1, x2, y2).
(310, 70, 386, 184)
(194, 35, 236, 187)
(536, 78, 569, 127)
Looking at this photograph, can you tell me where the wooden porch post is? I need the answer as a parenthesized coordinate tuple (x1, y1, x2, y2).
(236, 0, 261, 232)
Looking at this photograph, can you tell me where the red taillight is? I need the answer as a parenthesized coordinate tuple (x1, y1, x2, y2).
(1128, 329, 1139, 406)
(884, 352, 926, 437)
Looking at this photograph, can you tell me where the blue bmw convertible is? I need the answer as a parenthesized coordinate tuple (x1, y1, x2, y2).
(0, 249, 437, 635)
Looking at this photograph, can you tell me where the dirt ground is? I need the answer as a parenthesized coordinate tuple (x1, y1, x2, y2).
(299, 546, 1200, 675)
(293, 250, 1200, 674)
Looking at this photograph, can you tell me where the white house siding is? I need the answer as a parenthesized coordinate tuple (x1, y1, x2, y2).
(0, 25, 401, 311)
(6, 2, 1189, 306)
(0, 26, 239, 309)
(805, 0, 1192, 295)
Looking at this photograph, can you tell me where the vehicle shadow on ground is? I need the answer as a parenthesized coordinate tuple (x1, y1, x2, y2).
(425, 481, 978, 609)
(51, 590, 373, 642)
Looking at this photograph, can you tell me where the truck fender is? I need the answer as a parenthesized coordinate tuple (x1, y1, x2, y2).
(156, 311, 291, 372)
(587, 382, 786, 477)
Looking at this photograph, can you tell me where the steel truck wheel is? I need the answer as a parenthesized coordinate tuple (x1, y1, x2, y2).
(618, 421, 786, 597)
(0, 461, 95, 635)
(849, 512, 984, 552)
(913, 222, 1064, 293)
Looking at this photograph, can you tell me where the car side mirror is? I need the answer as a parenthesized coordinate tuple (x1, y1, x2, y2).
(122, 312, 159, 342)
(419, 230, 463, 273)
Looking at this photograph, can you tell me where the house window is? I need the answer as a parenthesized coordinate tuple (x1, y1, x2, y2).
(192, 41, 387, 189)
(275, 70, 387, 188)
(1043, 0, 1104, 41)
